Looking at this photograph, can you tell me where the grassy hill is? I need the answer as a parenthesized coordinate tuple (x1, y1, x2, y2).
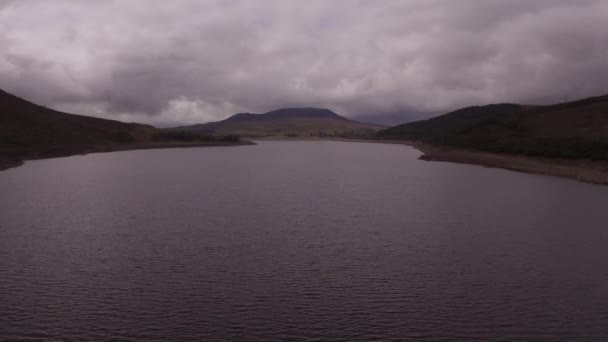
(378, 95, 608, 160)
(0, 89, 157, 149)
(0, 89, 247, 170)
(167, 108, 384, 138)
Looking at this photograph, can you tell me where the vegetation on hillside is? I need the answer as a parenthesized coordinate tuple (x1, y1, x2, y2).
(0, 89, 156, 149)
(0, 89, 243, 150)
(0, 89, 245, 169)
(378, 95, 608, 160)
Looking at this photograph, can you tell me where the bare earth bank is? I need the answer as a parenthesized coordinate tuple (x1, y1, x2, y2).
(413, 142, 608, 185)
(0, 141, 256, 172)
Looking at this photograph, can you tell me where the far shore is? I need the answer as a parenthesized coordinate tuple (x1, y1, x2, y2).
(0, 140, 256, 172)
(255, 136, 608, 185)
(3, 137, 608, 186)
(252, 136, 412, 145)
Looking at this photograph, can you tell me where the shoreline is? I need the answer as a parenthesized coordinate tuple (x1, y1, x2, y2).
(256, 137, 608, 185)
(413, 143, 608, 185)
(0, 140, 256, 172)
(252, 136, 413, 145)
(4, 138, 608, 186)
(0, 158, 24, 171)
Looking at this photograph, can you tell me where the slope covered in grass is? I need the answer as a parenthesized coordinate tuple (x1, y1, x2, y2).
(379, 95, 608, 160)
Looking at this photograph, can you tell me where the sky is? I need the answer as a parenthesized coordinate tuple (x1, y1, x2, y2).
(1, 0, 607, 127)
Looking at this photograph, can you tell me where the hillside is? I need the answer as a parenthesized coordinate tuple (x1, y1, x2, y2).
(378, 95, 608, 160)
(0, 89, 157, 148)
(167, 108, 384, 138)
(0, 89, 249, 170)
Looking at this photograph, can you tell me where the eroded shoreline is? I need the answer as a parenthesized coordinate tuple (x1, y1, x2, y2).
(413, 143, 608, 185)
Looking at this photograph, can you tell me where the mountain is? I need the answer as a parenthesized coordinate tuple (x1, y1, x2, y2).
(351, 111, 434, 127)
(378, 95, 608, 160)
(167, 108, 385, 137)
(0, 89, 247, 170)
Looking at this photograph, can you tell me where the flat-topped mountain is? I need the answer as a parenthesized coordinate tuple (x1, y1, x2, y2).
(379, 95, 608, 160)
(167, 108, 384, 137)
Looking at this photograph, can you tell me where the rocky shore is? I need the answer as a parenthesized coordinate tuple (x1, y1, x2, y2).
(414, 143, 608, 185)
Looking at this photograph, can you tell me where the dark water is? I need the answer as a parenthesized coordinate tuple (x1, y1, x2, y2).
(1, 141, 608, 341)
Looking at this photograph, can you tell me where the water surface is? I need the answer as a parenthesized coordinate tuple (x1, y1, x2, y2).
(1, 141, 608, 340)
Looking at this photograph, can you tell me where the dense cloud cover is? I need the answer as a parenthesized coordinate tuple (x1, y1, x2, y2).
(1, 0, 607, 126)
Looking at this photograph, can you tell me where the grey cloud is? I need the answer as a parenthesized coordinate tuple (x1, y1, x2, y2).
(1, 0, 607, 126)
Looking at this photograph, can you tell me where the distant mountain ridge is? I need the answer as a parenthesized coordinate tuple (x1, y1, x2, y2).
(167, 107, 384, 137)
(378, 94, 608, 160)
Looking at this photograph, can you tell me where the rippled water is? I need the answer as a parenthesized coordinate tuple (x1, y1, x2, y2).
(1, 141, 608, 340)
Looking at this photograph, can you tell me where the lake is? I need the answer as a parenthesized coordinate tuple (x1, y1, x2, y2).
(1, 140, 608, 340)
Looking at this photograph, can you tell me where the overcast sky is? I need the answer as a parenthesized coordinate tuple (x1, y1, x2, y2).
(1, 0, 607, 126)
